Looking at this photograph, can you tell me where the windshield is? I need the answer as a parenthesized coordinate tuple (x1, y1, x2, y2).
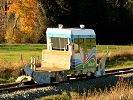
(51, 37, 69, 51)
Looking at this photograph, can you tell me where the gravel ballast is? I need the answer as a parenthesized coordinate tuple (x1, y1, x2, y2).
(0, 73, 133, 100)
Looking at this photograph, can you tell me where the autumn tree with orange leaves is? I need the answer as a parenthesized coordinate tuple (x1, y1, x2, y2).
(5, 0, 46, 43)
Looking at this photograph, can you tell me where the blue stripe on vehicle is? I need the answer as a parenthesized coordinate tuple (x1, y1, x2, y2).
(47, 33, 95, 39)
(47, 33, 71, 38)
(71, 35, 96, 39)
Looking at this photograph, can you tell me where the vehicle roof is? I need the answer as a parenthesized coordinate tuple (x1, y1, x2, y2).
(46, 28, 96, 38)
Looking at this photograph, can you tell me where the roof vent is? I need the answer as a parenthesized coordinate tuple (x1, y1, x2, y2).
(80, 24, 85, 29)
(58, 24, 63, 29)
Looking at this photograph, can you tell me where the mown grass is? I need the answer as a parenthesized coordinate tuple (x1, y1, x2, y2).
(0, 44, 46, 62)
(96, 45, 133, 53)
(0, 44, 133, 83)
(96, 45, 133, 69)
(0, 44, 46, 82)
(37, 80, 133, 100)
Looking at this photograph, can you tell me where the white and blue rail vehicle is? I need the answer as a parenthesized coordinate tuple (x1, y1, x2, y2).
(17, 25, 107, 84)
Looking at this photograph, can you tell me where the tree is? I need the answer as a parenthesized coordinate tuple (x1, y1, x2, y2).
(0, 0, 7, 43)
(5, 0, 45, 43)
(39, 0, 71, 27)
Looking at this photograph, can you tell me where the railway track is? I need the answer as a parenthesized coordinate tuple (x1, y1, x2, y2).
(105, 67, 133, 76)
(0, 67, 133, 93)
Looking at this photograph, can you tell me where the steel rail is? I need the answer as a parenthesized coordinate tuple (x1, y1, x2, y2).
(0, 82, 20, 89)
(105, 68, 133, 77)
(105, 67, 133, 73)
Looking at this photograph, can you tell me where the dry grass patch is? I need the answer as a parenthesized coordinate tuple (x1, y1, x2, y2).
(97, 48, 133, 69)
(0, 59, 29, 78)
(87, 80, 133, 100)
(38, 80, 133, 100)
(97, 48, 133, 60)
(108, 49, 133, 60)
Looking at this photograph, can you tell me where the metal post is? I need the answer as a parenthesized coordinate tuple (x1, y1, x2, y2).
(31, 56, 33, 70)
(33, 56, 36, 71)
(20, 54, 24, 66)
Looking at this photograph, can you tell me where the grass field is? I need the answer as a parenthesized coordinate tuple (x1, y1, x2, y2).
(0, 44, 133, 99)
(0, 44, 46, 62)
(0, 44, 46, 79)
(0, 44, 133, 80)
(96, 45, 133, 53)
(0, 44, 133, 66)
(97, 45, 133, 69)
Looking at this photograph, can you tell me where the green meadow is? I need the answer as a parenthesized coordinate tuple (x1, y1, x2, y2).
(0, 44, 133, 83)
(96, 45, 133, 69)
(0, 44, 133, 69)
(0, 44, 46, 63)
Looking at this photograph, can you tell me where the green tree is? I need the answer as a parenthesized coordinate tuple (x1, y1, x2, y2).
(39, 0, 71, 27)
